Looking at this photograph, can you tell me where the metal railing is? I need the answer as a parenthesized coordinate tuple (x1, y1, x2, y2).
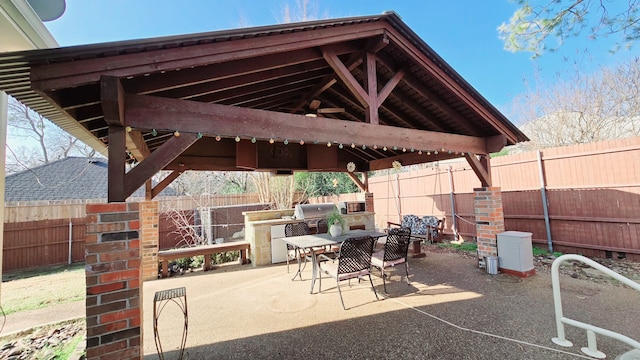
(551, 254, 640, 358)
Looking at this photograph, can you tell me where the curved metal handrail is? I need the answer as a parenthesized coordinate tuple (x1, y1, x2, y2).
(551, 254, 640, 358)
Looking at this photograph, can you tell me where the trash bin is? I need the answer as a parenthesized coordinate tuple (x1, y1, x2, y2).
(485, 256, 498, 275)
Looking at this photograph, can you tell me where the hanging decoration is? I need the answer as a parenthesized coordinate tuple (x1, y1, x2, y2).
(346, 162, 356, 172)
(392, 160, 402, 171)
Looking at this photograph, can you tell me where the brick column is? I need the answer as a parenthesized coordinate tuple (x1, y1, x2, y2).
(85, 203, 141, 360)
(140, 201, 159, 282)
(364, 192, 374, 213)
(474, 187, 505, 259)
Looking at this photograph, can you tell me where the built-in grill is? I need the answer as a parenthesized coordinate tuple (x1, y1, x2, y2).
(293, 203, 337, 228)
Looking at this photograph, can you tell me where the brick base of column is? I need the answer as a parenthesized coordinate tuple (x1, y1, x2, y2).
(364, 192, 374, 213)
(474, 187, 505, 261)
(140, 201, 159, 282)
(85, 203, 141, 360)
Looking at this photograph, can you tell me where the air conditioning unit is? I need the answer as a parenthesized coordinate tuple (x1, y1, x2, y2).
(497, 231, 535, 277)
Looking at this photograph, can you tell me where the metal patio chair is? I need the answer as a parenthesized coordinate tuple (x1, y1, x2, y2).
(285, 222, 311, 280)
(371, 227, 412, 293)
(317, 236, 379, 310)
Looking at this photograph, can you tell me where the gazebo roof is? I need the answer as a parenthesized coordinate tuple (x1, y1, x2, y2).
(0, 11, 528, 200)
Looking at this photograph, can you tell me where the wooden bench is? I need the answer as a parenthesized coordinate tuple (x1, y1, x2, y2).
(158, 241, 250, 278)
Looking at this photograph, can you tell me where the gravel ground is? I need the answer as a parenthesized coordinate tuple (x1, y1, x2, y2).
(424, 243, 640, 287)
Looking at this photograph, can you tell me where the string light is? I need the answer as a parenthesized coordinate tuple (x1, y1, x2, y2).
(197, 132, 202, 139)
(351, 143, 355, 148)
(418, 150, 422, 155)
(269, 138, 274, 144)
(283, 139, 289, 145)
(410, 148, 415, 152)
(235, 136, 241, 142)
(327, 141, 332, 147)
(251, 137, 256, 143)
(125, 126, 132, 133)
(299, 140, 304, 145)
(362, 144, 366, 150)
(427, 151, 431, 155)
(373, 145, 378, 150)
(402, 147, 406, 152)
(339, 143, 344, 149)
(434, 150, 438, 154)
(151, 129, 157, 136)
(215, 135, 221, 141)
(174, 131, 180, 137)
(393, 146, 398, 151)
(383, 146, 387, 151)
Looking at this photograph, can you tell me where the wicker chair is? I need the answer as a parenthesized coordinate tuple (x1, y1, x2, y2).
(285, 222, 311, 280)
(317, 236, 379, 310)
(371, 227, 412, 293)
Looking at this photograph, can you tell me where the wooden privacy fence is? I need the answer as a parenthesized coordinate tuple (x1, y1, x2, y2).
(367, 136, 640, 261)
(2, 194, 263, 272)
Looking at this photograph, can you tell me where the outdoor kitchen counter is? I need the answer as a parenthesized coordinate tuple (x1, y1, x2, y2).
(243, 210, 376, 266)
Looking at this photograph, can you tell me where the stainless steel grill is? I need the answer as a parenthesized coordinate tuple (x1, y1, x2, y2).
(294, 203, 337, 221)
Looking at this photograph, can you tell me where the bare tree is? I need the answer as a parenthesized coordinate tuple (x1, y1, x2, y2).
(6, 97, 96, 173)
(508, 57, 640, 150)
(499, 0, 640, 57)
(277, 0, 325, 23)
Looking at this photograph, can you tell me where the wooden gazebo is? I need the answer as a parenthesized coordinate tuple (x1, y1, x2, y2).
(0, 12, 526, 201)
(0, 12, 527, 360)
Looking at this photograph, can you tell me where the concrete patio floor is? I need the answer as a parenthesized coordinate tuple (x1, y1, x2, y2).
(142, 251, 639, 359)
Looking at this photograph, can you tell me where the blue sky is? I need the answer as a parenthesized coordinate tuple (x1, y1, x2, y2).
(43, 0, 637, 122)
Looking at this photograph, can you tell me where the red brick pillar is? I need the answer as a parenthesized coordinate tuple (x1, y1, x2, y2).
(364, 192, 374, 213)
(140, 201, 159, 282)
(474, 187, 504, 259)
(85, 203, 141, 360)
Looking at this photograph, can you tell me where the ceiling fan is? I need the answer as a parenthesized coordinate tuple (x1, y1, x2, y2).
(305, 99, 344, 117)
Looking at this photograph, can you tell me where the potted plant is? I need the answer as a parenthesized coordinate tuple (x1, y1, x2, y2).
(326, 209, 345, 237)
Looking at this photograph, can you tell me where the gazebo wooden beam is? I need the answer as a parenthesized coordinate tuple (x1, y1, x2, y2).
(346, 172, 367, 192)
(124, 93, 491, 156)
(147, 170, 182, 200)
(31, 23, 387, 91)
(100, 76, 150, 160)
(465, 153, 491, 187)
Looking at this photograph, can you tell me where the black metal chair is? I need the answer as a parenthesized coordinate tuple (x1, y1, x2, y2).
(285, 222, 311, 280)
(371, 227, 412, 293)
(317, 236, 379, 310)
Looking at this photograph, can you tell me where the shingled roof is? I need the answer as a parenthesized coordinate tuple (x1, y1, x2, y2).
(5, 157, 178, 202)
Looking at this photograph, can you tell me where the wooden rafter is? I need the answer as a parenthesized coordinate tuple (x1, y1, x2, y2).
(148, 170, 183, 200)
(31, 23, 387, 91)
(346, 172, 367, 192)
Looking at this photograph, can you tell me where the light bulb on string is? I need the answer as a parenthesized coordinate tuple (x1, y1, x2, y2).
(362, 144, 366, 150)
(269, 138, 274, 144)
(327, 142, 332, 147)
(215, 135, 221, 141)
(339, 143, 344, 149)
(402, 147, 406, 152)
(197, 132, 203, 139)
(383, 146, 387, 151)
(151, 129, 157, 136)
(373, 145, 378, 150)
(251, 137, 256, 143)
(393, 146, 398, 151)
(174, 131, 180, 137)
(235, 136, 241, 142)
(418, 150, 422, 155)
(351, 143, 355, 148)
(299, 140, 304, 145)
(283, 139, 289, 145)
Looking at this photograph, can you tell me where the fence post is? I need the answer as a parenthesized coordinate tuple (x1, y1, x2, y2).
(537, 150, 553, 253)
(68, 220, 73, 264)
(448, 166, 458, 240)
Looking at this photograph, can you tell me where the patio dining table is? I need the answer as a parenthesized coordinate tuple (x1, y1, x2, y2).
(282, 229, 387, 294)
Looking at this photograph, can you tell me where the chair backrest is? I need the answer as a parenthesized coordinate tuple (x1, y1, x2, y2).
(285, 222, 311, 237)
(316, 219, 328, 234)
(337, 236, 376, 274)
(401, 215, 426, 235)
(384, 227, 411, 262)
